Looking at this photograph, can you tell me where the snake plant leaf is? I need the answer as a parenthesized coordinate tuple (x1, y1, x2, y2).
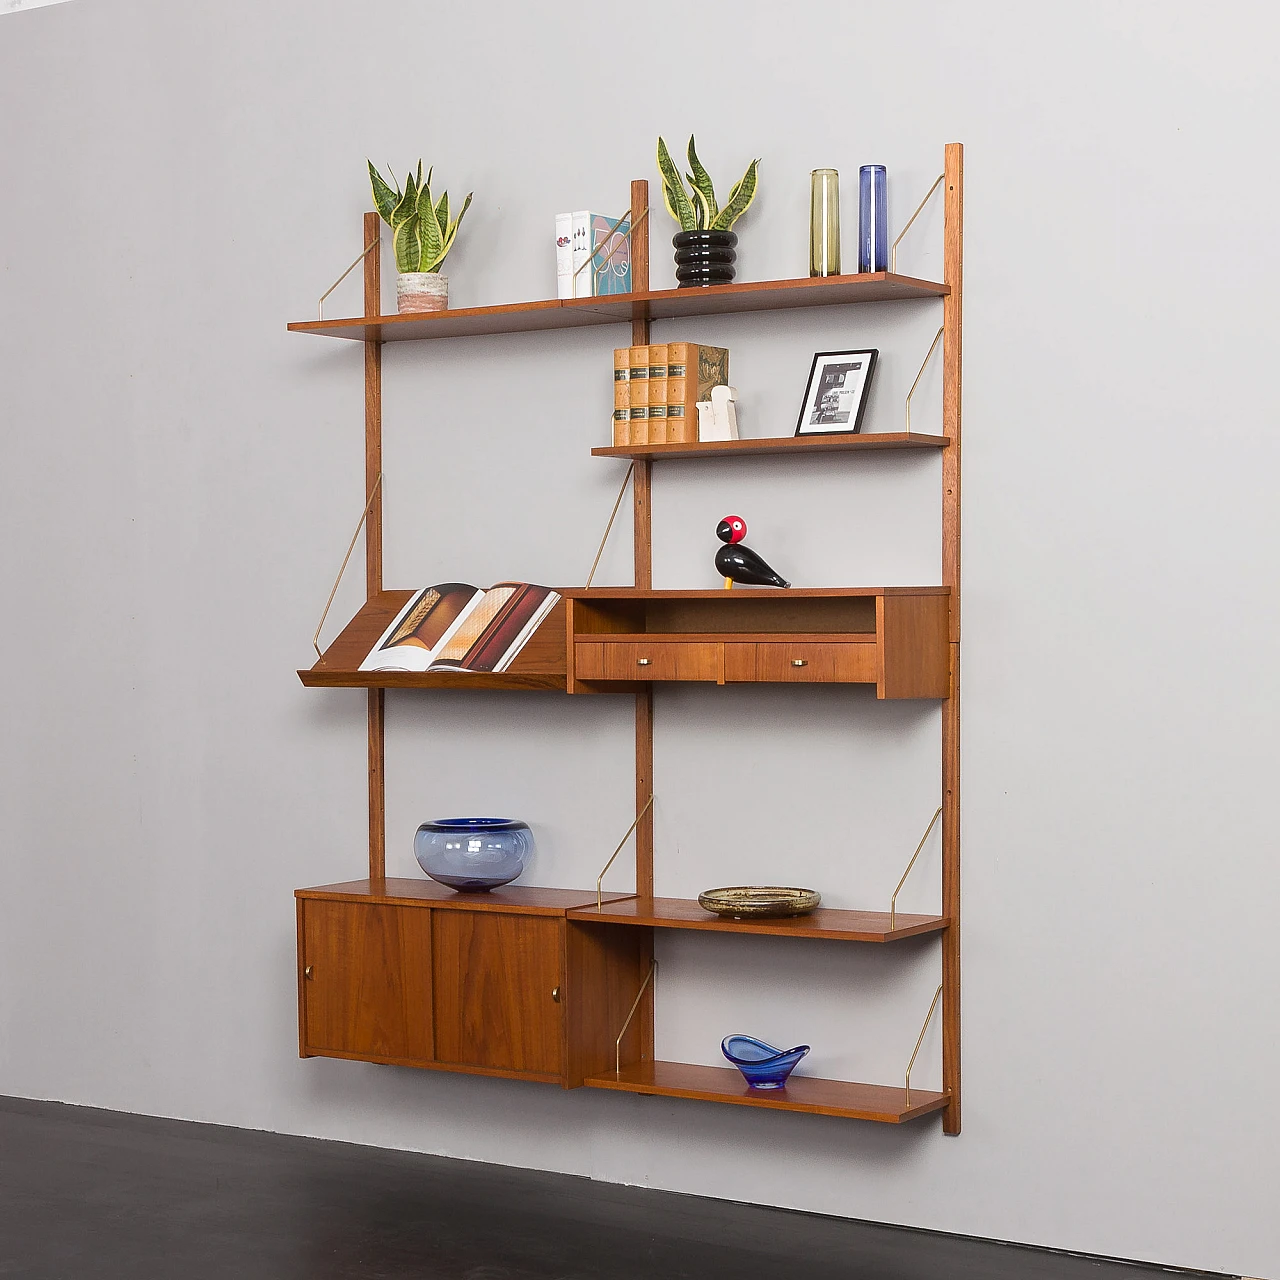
(685, 136, 718, 223)
(434, 191, 449, 237)
(368, 160, 399, 223)
(431, 191, 473, 270)
(690, 183, 713, 231)
(416, 183, 445, 271)
(417, 160, 423, 189)
(392, 171, 418, 229)
(657, 136, 697, 232)
(394, 211, 422, 273)
(710, 158, 760, 231)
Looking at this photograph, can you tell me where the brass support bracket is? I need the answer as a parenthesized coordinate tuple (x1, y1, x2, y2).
(318, 234, 382, 321)
(890, 172, 944, 276)
(312, 473, 384, 658)
(905, 326, 944, 435)
(595, 793, 656, 908)
(905, 983, 943, 1106)
(585, 462, 635, 588)
(616, 958, 657, 1075)
(889, 805, 943, 929)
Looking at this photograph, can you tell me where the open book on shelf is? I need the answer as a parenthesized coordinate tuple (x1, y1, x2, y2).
(359, 582, 561, 674)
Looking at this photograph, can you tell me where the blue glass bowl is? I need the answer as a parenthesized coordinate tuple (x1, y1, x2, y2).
(414, 817, 533, 892)
(722, 1035, 810, 1089)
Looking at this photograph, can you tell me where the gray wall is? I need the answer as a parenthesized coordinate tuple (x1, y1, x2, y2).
(1, 2, 1277, 1276)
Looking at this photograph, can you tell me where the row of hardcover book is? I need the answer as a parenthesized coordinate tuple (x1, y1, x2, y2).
(612, 343, 729, 447)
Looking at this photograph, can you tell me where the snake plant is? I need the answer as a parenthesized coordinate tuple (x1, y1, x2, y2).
(657, 136, 760, 233)
(368, 160, 473, 275)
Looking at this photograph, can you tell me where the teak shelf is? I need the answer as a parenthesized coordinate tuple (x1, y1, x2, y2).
(584, 1062, 949, 1124)
(290, 145, 964, 1131)
(592, 432, 948, 461)
(287, 272, 948, 344)
(566, 897, 947, 943)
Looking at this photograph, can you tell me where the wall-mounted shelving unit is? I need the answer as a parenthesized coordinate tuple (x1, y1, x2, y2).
(291, 143, 963, 1132)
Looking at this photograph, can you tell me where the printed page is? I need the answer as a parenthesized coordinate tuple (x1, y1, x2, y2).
(428, 584, 561, 674)
(358, 584, 482, 672)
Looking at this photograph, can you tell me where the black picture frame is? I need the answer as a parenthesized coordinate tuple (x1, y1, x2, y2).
(794, 348, 878, 436)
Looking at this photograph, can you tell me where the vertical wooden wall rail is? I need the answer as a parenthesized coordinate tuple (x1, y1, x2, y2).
(940, 143, 963, 1135)
(363, 211, 387, 882)
(629, 179, 655, 1063)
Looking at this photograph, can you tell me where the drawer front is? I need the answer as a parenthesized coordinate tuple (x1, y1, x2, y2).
(574, 642, 605, 679)
(726, 642, 876, 684)
(602, 641, 722, 682)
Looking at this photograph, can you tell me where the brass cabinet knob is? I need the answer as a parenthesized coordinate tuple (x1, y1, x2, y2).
(304, 965, 314, 980)
(637, 658, 652, 666)
(792, 658, 808, 667)
(551, 986, 561, 1002)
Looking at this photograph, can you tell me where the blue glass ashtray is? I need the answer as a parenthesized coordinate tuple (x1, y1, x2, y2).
(721, 1035, 810, 1089)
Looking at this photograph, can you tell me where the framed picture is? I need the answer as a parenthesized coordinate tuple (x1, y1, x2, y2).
(794, 349, 878, 436)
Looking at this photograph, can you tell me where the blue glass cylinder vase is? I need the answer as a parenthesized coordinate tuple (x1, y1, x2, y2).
(858, 165, 888, 273)
(414, 817, 533, 892)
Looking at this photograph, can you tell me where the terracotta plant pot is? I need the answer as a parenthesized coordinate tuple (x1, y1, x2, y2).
(673, 230, 738, 288)
(396, 271, 448, 313)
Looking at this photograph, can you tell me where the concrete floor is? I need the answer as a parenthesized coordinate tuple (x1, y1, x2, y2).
(0, 1096, 1220, 1280)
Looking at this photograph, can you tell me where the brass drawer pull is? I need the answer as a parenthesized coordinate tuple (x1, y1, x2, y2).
(637, 658, 652, 666)
(552, 986, 561, 1002)
(792, 659, 808, 667)
(304, 965, 313, 979)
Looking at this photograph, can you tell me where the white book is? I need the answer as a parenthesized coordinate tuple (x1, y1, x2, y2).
(555, 212, 573, 300)
(571, 209, 593, 299)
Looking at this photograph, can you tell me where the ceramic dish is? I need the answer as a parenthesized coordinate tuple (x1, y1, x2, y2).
(697, 886, 821, 919)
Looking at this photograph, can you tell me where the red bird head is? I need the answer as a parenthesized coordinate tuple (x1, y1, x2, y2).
(716, 515, 747, 545)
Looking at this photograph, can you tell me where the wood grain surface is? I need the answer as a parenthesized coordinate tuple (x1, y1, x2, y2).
(592, 432, 948, 460)
(564, 920, 647, 1086)
(584, 1061, 949, 1123)
(299, 899, 432, 1062)
(287, 272, 948, 343)
(433, 913, 564, 1077)
(566, 897, 947, 942)
(296, 879, 633, 915)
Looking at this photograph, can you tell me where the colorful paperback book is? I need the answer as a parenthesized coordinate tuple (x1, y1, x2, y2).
(572, 211, 632, 298)
(359, 582, 561, 674)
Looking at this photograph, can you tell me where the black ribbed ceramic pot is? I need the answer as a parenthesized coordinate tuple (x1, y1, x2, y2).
(673, 230, 737, 287)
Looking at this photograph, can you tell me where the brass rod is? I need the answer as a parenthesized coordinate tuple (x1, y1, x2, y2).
(571, 206, 651, 285)
(616, 959, 657, 1075)
(905, 326, 944, 434)
(585, 462, 635, 589)
(594, 206, 650, 289)
(319, 236, 381, 320)
(890, 805, 943, 929)
(596, 793, 656, 909)
(312, 473, 384, 658)
(905, 983, 943, 1106)
(890, 172, 944, 275)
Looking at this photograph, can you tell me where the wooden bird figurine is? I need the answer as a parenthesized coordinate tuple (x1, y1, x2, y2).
(715, 515, 790, 589)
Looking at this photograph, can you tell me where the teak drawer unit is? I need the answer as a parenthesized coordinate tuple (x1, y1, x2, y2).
(295, 880, 647, 1086)
(565, 588, 949, 699)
